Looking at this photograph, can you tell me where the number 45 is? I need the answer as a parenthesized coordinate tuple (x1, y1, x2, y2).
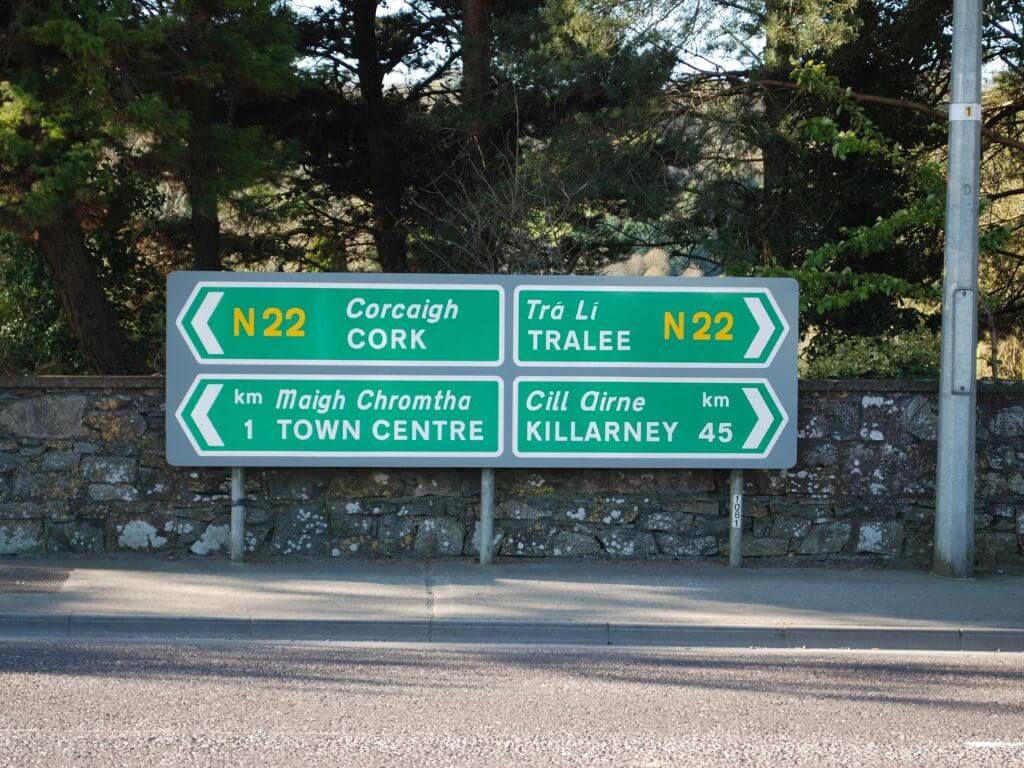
(699, 422, 733, 443)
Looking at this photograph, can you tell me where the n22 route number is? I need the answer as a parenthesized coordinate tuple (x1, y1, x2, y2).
(233, 307, 306, 337)
(663, 311, 734, 342)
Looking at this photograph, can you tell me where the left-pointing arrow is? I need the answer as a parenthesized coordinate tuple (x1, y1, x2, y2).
(191, 291, 224, 356)
(191, 383, 223, 447)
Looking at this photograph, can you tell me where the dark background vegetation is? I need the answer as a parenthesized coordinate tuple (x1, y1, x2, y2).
(1, 0, 1022, 377)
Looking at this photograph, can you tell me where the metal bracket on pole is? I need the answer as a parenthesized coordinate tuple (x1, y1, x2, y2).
(230, 467, 245, 564)
(479, 468, 495, 565)
(729, 469, 743, 568)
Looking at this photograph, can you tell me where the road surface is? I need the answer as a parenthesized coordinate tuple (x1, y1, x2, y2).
(1, 641, 1021, 767)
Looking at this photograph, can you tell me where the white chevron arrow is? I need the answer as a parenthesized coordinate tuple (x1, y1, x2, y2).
(191, 291, 224, 356)
(743, 296, 775, 360)
(191, 383, 224, 447)
(742, 386, 773, 450)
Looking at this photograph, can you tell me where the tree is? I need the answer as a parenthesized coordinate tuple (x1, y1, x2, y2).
(0, 0, 154, 373)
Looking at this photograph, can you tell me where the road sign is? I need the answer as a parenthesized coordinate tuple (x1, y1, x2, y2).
(513, 378, 787, 459)
(175, 375, 503, 458)
(176, 281, 503, 365)
(166, 273, 798, 468)
(515, 285, 787, 367)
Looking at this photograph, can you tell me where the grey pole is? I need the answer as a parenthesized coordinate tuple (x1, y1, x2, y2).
(728, 469, 743, 568)
(935, 0, 983, 578)
(230, 467, 245, 564)
(479, 468, 495, 565)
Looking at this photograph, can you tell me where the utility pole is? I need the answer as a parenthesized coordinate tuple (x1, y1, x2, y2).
(935, 0, 983, 578)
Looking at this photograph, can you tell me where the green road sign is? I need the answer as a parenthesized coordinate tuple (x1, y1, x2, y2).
(175, 375, 503, 458)
(513, 378, 787, 459)
(176, 282, 503, 365)
(514, 286, 787, 367)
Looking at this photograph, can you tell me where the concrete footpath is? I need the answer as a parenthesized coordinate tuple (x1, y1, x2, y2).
(1, 558, 1022, 650)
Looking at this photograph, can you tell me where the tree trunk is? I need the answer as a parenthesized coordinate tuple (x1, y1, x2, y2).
(461, 0, 493, 156)
(187, 176, 222, 271)
(38, 208, 144, 374)
(354, 0, 408, 273)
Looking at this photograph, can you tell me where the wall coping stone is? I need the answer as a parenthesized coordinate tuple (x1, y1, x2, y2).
(2, 375, 1023, 394)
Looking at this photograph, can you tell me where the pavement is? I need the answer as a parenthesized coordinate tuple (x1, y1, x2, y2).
(1, 557, 1023, 650)
(2, 642, 1022, 767)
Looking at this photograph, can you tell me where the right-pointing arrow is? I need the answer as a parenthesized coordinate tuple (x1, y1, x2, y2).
(742, 386, 773, 449)
(191, 291, 224, 356)
(743, 296, 775, 360)
(191, 383, 224, 447)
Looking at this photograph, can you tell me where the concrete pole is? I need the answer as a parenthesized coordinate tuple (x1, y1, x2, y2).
(230, 467, 245, 564)
(728, 469, 743, 568)
(934, 0, 983, 578)
(479, 468, 495, 565)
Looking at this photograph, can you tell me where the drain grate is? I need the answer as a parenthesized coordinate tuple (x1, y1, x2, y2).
(0, 566, 71, 594)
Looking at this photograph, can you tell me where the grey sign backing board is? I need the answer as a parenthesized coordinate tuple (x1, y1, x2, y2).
(166, 272, 798, 469)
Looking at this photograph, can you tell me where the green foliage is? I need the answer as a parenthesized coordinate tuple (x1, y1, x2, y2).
(801, 324, 940, 379)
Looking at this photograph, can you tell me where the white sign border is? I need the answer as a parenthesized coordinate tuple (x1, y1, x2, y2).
(511, 376, 788, 460)
(176, 281, 506, 367)
(175, 373, 505, 459)
(512, 284, 789, 369)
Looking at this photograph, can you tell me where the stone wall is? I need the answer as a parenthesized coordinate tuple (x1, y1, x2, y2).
(0, 377, 1022, 569)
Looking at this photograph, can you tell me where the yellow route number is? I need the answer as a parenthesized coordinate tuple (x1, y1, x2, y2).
(232, 307, 306, 337)
(663, 311, 733, 341)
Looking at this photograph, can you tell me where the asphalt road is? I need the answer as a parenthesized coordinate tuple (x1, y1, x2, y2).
(0, 641, 1022, 767)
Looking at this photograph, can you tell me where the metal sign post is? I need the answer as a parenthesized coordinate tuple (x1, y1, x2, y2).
(935, 0, 982, 578)
(479, 468, 495, 565)
(729, 469, 744, 568)
(230, 467, 245, 563)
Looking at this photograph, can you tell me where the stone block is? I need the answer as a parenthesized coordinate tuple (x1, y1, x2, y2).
(46, 521, 104, 554)
(189, 523, 231, 555)
(856, 521, 904, 555)
(270, 505, 328, 556)
(0, 521, 43, 554)
(975, 532, 1020, 562)
(501, 523, 561, 557)
(736, 538, 789, 557)
(80, 456, 136, 484)
(654, 533, 718, 557)
(990, 406, 1024, 437)
(13, 471, 83, 500)
(114, 519, 169, 551)
(770, 517, 812, 539)
(375, 515, 418, 556)
(550, 530, 601, 557)
(637, 510, 693, 532)
(0, 501, 67, 520)
(0, 395, 86, 438)
(327, 470, 404, 498)
(496, 498, 548, 520)
(798, 522, 853, 555)
(267, 471, 324, 501)
(331, 514, 375, 538)
(692, 515, 730, 537)
(799, 441, 839, 467)
(414, 516, 465, 558)
(902, 396, 937, 441)
(88, 484, 139, 502)
(82, 410, 147, 441)
(41, 451, 81, 471)
(598, 529, 658, 558)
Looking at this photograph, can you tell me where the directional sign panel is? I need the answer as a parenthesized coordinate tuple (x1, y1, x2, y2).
(166, 273, 798, 468)
(513, 378, 787, 459)
(176, 281, 503, 365)
(176, 375, 503, 458)
(515, 286, 787, 367)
